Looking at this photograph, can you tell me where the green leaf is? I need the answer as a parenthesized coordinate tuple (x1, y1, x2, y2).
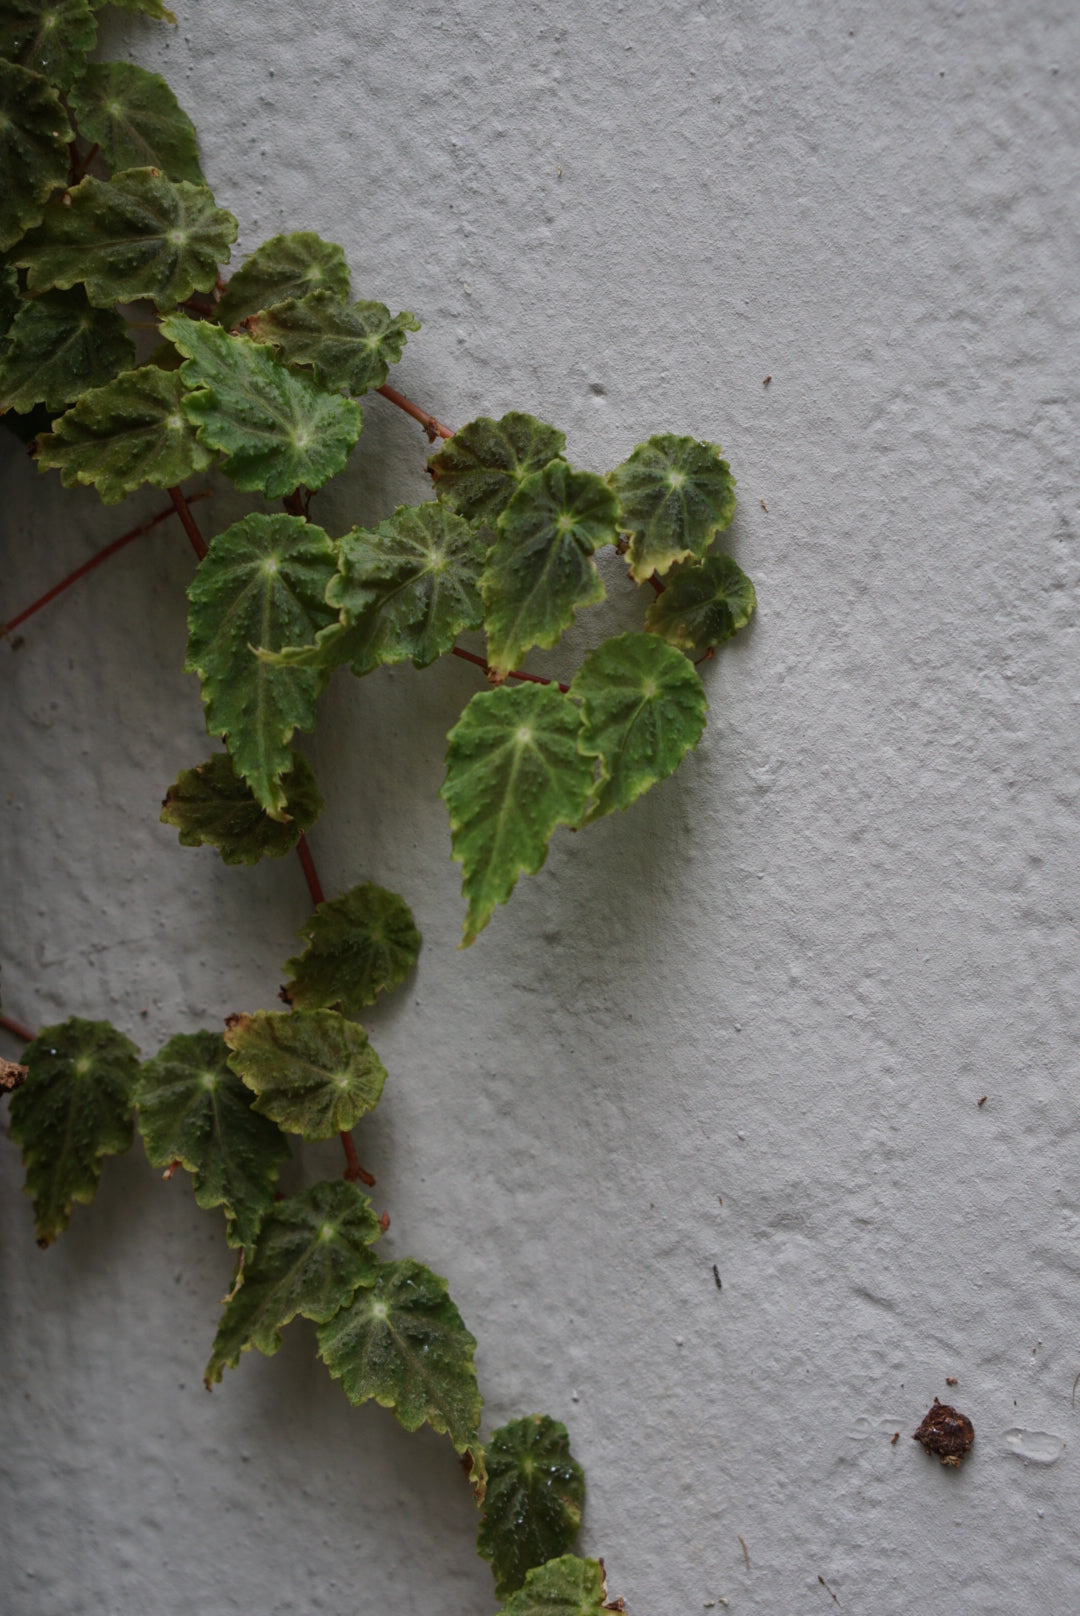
(570, 632, 706, 821)
(7, 1017, 139, 1245)
(608, 433, 736, 582)
(205, 1180, 382, 1385)
(247, 291, 418, 395)
(327, 501, 486, 669)
(478, 1416, 586, 1598)
(0, 286, 134, 412)
(103, 0, 176, 21)
(500, 1556, 617, 1616)
(644, 552, 756, 655)
(0, 59, 72, 252)
(224, 1008, 387, 1142)
(160, 748, 323, 866)
(35, 363, 212, 503)
(137, 1028, 289, 1252)
(442, 683, 593, 945)
(482, 462, 614, 679)
(70, 61, 203, 183)
(15, 168, 237, 308)
(160, 312, 363, 497)
(184, 512, 339, 817)
(215, 230, 350, 329)
(0, 0, 96, 92)
(317, 1257, 482, 1454)
(429, 411, 566, 525)
(282, 882, 421, 1014)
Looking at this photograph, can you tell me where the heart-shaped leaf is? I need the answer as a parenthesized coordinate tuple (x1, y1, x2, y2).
(224, 1008, 387, 1141)
(644, 552, 756, 654)
(215, 230, 350, 329)
(282, 882, 421, 1013)
(478, 1415, 586, 1598)
(205, 1180, 382, 1385)
(608, 434, 736, 581)
(247, 290, 418, 395)
(160, 749, 323, 866)
(70, 61, 204, 182)
(15, 168, 237, 308)
(0, 286, 134, 412)
(429, 411, 566, 524)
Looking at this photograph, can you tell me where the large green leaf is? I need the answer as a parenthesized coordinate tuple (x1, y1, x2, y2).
(317, 1257, 482, 1454)
(478, 1416, 586, 1598)
(0, 286, 134, 412)
(224, 1008, 387, 1141)
(247, 291, 418, 395)
(205, 1180, 382, 1385)
(160, 748, 322, 866)
(0, 0, 96, 92)
(70, 61, 203, 183)
(160, 312, 363, 497)
(608, 433, 736, 582)
(327, 501, 486, 670)
(644, 552, 756, 654)
(215, 230, 350, 329)
(184, 512, 339, 817)
(429, 411, 566, 524)
(0, 59, 72, 252)
(35, 363, 212, 503)
(8, 1017, 139, 1245)
(442, 683, 593, 945)
(137, 1028, 289, 1252)
(282, 882, 421, 1014)
(570, 632, 706, 821)
(481, 462, 615, 679)
(15, 168, 237, 308)
(500, 1557, 619, 1616)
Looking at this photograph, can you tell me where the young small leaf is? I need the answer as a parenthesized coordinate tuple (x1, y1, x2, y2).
(500, 1556, 619, 1616)
(0, 286, 134, 413)
(247, 291, 419, 395)
(160, 749, 323, 866)
(429, 411, 566, 524)
(205, 1180, 382, 1385)
(482, 462, 615, 679)
(0, 0, 96, 93)
(282, 882, 421, 1014)
(8, 1017, 139, 1245)
(215, 230, 350, 329)
(570, 632, 706, 821)
(15, 169, 236, 308)
(137, 1028, 289, 1252)
(184, 512, 339, 817)
(442, 683, 593, 945)
(317, 1257, 482, 1454)
(35, 364, 212, 503)
(70, 61, 204, 183)
(0, 59, 72, 251)
(161, 312, 364, 497)
(326, 502, 486, 669)
(477, 1415, 586, 1598)
(224, 1009, 387, 1141)
(645, 552, 756, 654)
(608, 433, 736, 582)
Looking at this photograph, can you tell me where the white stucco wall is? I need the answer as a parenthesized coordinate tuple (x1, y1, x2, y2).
(3, 1, 1080, 1610)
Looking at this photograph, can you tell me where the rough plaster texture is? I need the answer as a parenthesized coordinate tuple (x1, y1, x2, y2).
(3, 1, 1080, 1611)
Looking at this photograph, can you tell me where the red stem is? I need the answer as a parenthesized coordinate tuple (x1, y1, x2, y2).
(1, 495, 211, 637)
(340, 1130, 376, 1187)
(295, 832, 325, 906)
(0, 1013, 34, 1045)
(451, 644, 569, 694)
(376, 384, 453, 442)
(169, 486, 209, 559)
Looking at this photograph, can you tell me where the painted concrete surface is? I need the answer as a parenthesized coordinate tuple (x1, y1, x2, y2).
(3, 2, 1080, 1611)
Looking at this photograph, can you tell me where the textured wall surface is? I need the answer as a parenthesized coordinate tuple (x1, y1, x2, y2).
(3, 2, 1080, 1611)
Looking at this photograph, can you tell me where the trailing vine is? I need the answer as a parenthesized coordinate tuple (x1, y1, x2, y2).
(0, 2, 757, 1608)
